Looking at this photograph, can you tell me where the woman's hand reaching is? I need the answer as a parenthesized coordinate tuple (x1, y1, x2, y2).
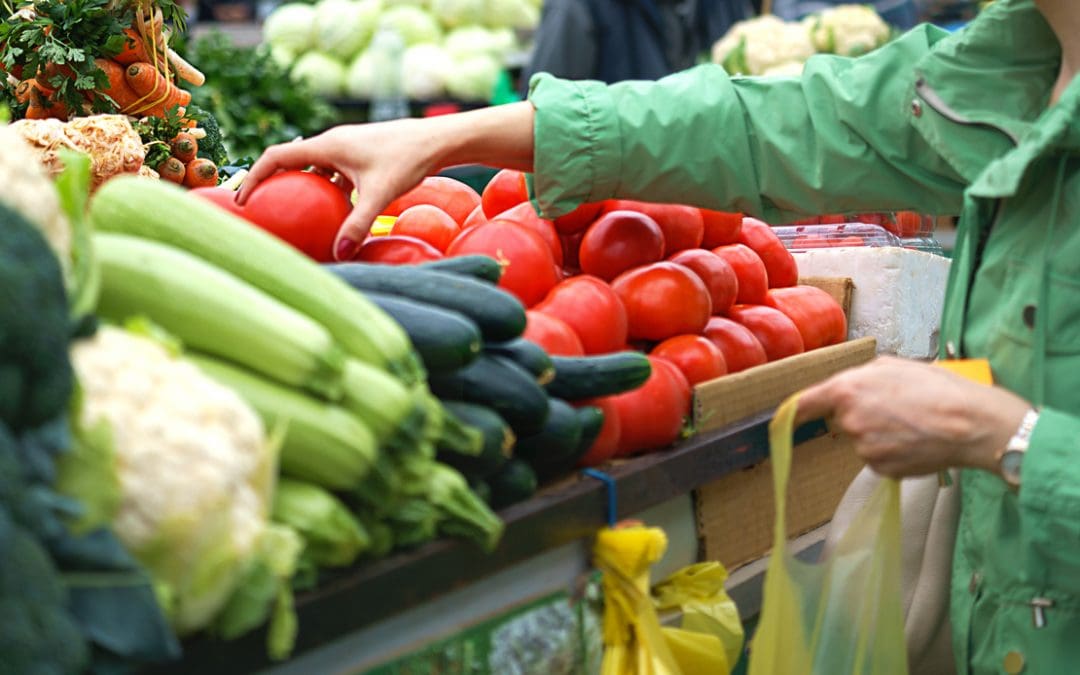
(795, 356, 1031, 478)
(236, 102, 537, 261)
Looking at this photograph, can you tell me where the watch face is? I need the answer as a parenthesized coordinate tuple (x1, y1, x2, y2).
(1001, 450, 1024, 486)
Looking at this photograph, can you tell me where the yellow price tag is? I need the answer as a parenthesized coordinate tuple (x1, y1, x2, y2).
(935, 358, 993, 385)
(370, 215, 397, 237)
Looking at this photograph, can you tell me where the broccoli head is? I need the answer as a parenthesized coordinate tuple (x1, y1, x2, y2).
(0, 202, 72, 431)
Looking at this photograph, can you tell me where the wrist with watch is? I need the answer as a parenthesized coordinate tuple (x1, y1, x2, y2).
(995, 407, 1040, 489)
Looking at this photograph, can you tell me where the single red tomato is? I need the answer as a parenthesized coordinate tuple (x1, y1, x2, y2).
(383, 176, 482, 225)
(612, 356, 690, 456)
(611, 262, 712, 341)
(893, 211, 927, 237)
(481, 168, 529, 218)
(667, 248, 739, 316)
(190, 187, 246, 218)
(560, 230, 586, 273)
(699, 209, 743, 248)
(818, 214, 847, 224)
(355, 235, 443, 264)
(462, 204, 489, 230)
(651, 334, 727, 387)
(242, 170, 352, 262)
(603, 200, 704, 254)
(764, 286, 847, 350)
(856, 212, 888, 227)
(575, 396, 620, 467)
(790, 216, 821, 225)
(534, 275, 628, 354)
(495, 202, 563, 267)
(579, 210, 665, 281)
(727, 304, 805, 361)
(522, 310, 585, 356)
(554, 201, 605, 234)
(447, 221, 560, 307)
(391, 204, 460, 252)
(712, 244, 769, 304)
(702, 316, 768, 373)
(737, 217, 799, 288)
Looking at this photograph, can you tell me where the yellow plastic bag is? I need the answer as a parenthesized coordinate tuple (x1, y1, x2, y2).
(748, 394, 908, 675)
(595, 524, 744, 675)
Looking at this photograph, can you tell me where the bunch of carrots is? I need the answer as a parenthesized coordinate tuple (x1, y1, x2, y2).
(4, 1, 221, 185)
(155, 130, 218, 188)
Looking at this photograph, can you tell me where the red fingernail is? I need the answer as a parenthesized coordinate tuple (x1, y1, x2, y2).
(336, 238, 358, 261)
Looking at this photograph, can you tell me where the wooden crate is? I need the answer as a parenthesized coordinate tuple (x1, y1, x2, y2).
(693, 333, 876, 570)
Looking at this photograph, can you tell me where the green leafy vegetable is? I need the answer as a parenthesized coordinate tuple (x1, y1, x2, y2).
(177, 30, 338, 160)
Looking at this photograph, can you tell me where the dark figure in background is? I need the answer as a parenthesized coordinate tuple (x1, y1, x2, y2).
(521, 0, 755, 87)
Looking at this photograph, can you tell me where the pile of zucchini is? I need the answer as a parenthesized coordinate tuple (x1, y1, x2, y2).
(328, 256, 653, 508)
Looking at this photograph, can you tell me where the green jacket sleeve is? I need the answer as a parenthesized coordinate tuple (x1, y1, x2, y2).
(1020, 408, 1080, 544)
(528, 25, 969, 222)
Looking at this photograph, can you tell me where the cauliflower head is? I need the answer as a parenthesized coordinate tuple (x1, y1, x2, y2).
(711, 15, 815, 76)
(71, 326, 277, 635)
(807, 5, 892, 56)
(0, 124, 71, 276)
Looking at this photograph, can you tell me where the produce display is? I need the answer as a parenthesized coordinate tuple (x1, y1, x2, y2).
(261, 0, 540, 102)
(711, 4, 894, 76)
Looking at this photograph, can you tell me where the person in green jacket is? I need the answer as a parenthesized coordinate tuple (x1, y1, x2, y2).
(240, 0, 1078, 670)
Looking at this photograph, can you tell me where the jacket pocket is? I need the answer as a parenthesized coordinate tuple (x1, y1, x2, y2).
(998, 259, 1080, 355)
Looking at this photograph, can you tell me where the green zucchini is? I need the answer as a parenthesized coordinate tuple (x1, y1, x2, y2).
(436, 401, 514, 479)
(545, 351, 653, 401)
(574, 405, 605, 457)
(487, 459, 538, 509)
(428, 355, 549, 436)
(513, 398, 583, 471)
(362, 292, 482, 373)
(484, 338, 555, 385)
(326, 264, 526, 341)
(419, 255, 502, 283)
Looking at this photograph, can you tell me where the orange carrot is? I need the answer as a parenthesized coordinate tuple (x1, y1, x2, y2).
(170, 132, 198, 163)
(156, 156, 187, 184)
(124, 61, 186, 115)
(95, 58, 140, 111)
(24, 87, 67, 120)
(14, 78, 50, 104)
(115, 27, 154, 65)
(183, 158, 219, 188)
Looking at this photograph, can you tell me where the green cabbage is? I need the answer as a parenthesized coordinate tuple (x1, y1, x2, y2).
(431, 0, 486, 28)
(445, 53, 500, 101)
(292, 51, 347, 98)
(443, 25, 507, 61)
(484, 0, 538, 30)
(263, 3, 318, 54)
(378, 6, 443, 46)
(315, 0, 383, 62)
(345, 50, 377, 99)
(402, 43, 450, 100)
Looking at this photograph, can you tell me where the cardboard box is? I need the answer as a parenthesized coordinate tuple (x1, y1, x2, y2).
(693, 336, 877, 570)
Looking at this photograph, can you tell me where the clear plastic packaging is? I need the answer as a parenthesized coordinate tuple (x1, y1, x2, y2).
(774, 222, 902, 250)
(787, 211, 935, 238)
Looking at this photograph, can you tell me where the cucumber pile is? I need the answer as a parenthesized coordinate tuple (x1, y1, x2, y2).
(328, 256, 652, 508)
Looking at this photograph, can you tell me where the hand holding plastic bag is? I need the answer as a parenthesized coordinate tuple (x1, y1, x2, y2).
(748, 393, 909, 675)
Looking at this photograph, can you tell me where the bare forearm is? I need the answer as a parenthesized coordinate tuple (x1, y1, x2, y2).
(429, 102, 536, 173)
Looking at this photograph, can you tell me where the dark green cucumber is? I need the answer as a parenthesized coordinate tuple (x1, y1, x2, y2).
(574, 405, 605, 457)
(428, 355, 550, 436)
(327, 264, 525, 341)
(469, 479, 492, 505)
(419, 255, 502, 283)
(436, 401, 514, 479)
(362, 291, 481, 373)
(545, 351, 652, 400)
(487, 459, 538, 509)
(513, 398, 583, 472)
(484, 338, 555, 386)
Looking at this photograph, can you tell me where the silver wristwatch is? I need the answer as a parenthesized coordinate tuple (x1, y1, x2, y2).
(997, 408, 1040, 489)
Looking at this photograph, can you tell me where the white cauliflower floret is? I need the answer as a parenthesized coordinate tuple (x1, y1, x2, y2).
(71, 326, 275, 635)
(0, 124, 71, 274)
(711, 15, 815, 76)
(761, 60, 807, 78)
(807, 4, 891, 56)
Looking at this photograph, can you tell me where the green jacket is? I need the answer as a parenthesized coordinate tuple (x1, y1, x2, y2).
(528, 2, 1080, 672)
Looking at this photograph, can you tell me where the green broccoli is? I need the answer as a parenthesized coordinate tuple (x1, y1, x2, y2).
(0, 202, 72, 432)
(189, 105, 228, 167)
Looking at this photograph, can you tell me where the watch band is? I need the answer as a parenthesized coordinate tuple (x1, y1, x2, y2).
(997, 408, 1040, 488)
